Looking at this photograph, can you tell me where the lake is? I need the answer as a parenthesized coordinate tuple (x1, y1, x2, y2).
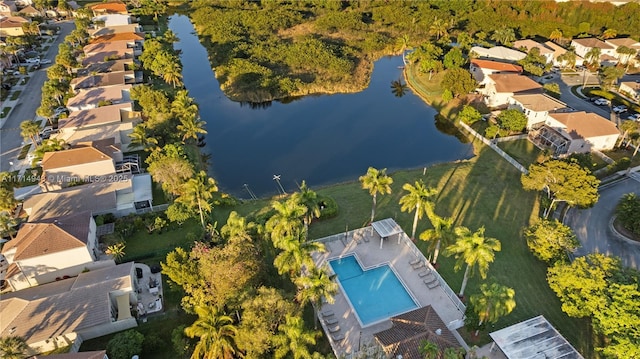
(169, 14, 472, 198)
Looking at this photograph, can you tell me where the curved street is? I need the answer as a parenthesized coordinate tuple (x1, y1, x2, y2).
(565, 176, 640, 269)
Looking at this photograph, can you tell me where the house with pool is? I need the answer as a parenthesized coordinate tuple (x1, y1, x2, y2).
(311, 218, 467, 358)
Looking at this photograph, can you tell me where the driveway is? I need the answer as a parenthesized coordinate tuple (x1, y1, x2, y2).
(564, 176, 640, 269)
(0, 21, 74, 173)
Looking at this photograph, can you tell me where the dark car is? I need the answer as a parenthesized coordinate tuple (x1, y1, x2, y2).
(136, 267, 143, 279)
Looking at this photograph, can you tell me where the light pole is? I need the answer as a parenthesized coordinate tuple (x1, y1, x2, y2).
(273, 175, 286, 195)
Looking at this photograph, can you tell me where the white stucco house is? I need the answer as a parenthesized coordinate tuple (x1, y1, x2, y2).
(479, 73, 543, 108)
(470, 46, 527, 62)
(508, 93, 567, 129)
(529, 111, 620, 155)
(469, 58, 523, 85)
(571, 38, 616, 64)
(619, 81, 640, 100)
(0, 211, 102, 291)
(0, 261, 138, 355)
(92, 14, 131, 27)
(513, 39, 555, 63)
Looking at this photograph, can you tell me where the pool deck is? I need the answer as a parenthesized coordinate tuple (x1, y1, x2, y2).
(312, 222, 467, 358)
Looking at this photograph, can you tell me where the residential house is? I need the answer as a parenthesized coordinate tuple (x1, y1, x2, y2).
(374, 306, 463, 358)
(71, 71, 139, 91)
(480, 73, 543, 108)
(488, 316, 584, 359)
(0, 1, 17, 16)
(469, 59, 523, 85)
(605, 37, 640, 65)
(90, 1, 128, 16)
(470, 46, 527, 62)
(82, 41, 135, 66)
(54, 124, 136, 152)
(543, 41, 585, 67)
(529, 111, 619, 155)
(89, 23, 143, 38)
(23, 173, 153, 220)
(0, 262, 138, 355)
(0, 16, 28, 37)
(92, 14, 131, 27)
(513, 39, 555, 63)
(619, 81, 640, 100)
(508, 93, 567, 129)
(18, 5, 40, 17)
(77, 58, 134, 76)
(0, 211, 100, 291)
(571, 38, 616, 65)
(66, 84, 132, 111)
(31, 351, 109, 359)
(82, 32, 144, 62)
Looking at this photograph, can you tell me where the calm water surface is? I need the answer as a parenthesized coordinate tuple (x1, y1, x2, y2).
(169, 15, 472, 198)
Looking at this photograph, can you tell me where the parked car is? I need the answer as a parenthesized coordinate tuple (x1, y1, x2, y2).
(594, 98, 610, 106)
(627, 113, 640, 121)
(40, 59, 52, 64)
(25, 58, 40, 64)
(40, 126, 55, 139)
(613, 105, 628, 114)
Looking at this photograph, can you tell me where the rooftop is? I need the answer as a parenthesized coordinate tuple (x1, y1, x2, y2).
(70, 71, 135, 91)
(605, 37, 640, 49)
(470, 59, 523, 72)
(59, 102, 133, 130)
(572, 37, 614, 49)
(488, 74, 543, 94)
(90, 1, 127, 13)
(490, 315, 584, 359)
(66, 84, 132, 110)
(89, 24, 142, 38)
(89, 32, 144, 44)
(513, 39, 554, 55)
(471, 46, 527, 61)
(42, 139, 119, 170)
(549, 111, 620, 139)
(511, 94, 566, 112)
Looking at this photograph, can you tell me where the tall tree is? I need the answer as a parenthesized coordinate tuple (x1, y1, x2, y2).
(420, 211, 457, 264)
(273, 315, 318, 359)
(359, 167, 393, 223)
(177, 114, 208, 144)
(601, 28, 617, 39)
(294, 264, 338, 312)
(292, 181, 321, 240)
(491, 27, 516, 46)
(184, 306, 239, 359)
(584, 47, 602, 68)
(128, 124, 159, 152)
(524, 219, 579, 264)
(20, 119, 40, 146)
(266, 196, 307, 246)
(429, 17, 451, 41)
(549, 28, 563, 43)
(399, 180, 437, 240)
(469, 283, 516, 335)
(418, 340, 439, 359)
(0, 336, 29, 359)
(395, 34, 411, 65)
(521, 160, 600, 217)
(0, 212, 18, 239)
(445, 226, 501, 297)
(440, 68, 478, 98)
(176, 171, 218, 229)
(163, 60, 184, 88)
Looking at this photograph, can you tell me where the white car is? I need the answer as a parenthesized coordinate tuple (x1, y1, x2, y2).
(25, 58, 40, 64)
(613, 105, 628, 114)
(40, 59, 52, 64)
(628, 113, 640, 121)
(594, 98, 610, 106)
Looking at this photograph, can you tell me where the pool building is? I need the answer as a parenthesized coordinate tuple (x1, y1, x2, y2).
(312, 219, 467, 358)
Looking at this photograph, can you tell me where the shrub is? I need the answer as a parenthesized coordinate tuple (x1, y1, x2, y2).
(606, 157, 631, 175)
(318, 195, 338, 219)
(106, 330, 144, 359)
(497, 109, 527, 133)
(457, 105, 482, 125)
(616, 193, 640, 235)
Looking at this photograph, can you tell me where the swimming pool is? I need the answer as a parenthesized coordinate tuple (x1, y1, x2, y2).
(329, 255, 418, 326)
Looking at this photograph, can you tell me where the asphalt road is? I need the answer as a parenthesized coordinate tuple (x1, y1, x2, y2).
(0, 21, 74, 173)
(565, 177, 640, 269)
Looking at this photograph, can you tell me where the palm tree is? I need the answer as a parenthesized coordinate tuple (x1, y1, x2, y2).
(0, 212, 18, 239)
(601, 28, 617, 40)
(585, 47, 601, 68)
(399, 180, 437, 240)
(163, 60, 183, 88)
(549, 28, 563, 43)
(105, 242, 126, 262)
(445, 226, 501, 297)
(172, 90, 199, 121)
(177, 171, 218, 229)
(220, 211, 254, 243)
(557, 50, 576, 70)
(184, 306, 239, 359)
(469, 282, 516, 335)
(0, 336, 29, 359)
(359, 167, 393, 223)
(273, 315, 318, 359)
(418, 339, 439, 359)
(266, 196, 307, 247)
(420, 210, 457, 264)
(294, 264, 338, 308)
(443, 347, 465, 359)
(178, 114, 208, 143)
(128, 124, 159, 151)
(429, 17, 450, 41)
(616, 46, 637, 68)
(491, 27, 516, 46)
(20, 119, 40, 146)
(292, 181, 321, 240)
(164, 29, 180, 44)
(395, 34, 411, 65)
(273, 235, 324, 277)
(390, 79, 408, 98)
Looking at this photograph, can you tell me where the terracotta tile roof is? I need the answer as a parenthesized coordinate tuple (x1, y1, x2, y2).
(89, 24, 141, 38)
(489, 73, 543, 94)
(83, 40, 130, 55)
(31, 351, 107, 359)
(0, 262, 134, 344)
(60, 102, 132, 130)
(42, 146, 114, 170)
(550, 111, 620, 139)
(374, 306, 461, 359)
(0, 17, 27, 28)
(572, 37, 614, 49)
(513, 39, 554, 55)
(511, 94, 566, 112)
(471, 59, 523, 72)
(66, 84, 132, 110)
(544, 41, 567, 56)
(18, 5, 40, 15)
(70, 71, 134, 91)
(1, 212, 92, 261)
(89, 32, 144, 44)
(90, 1, 127, 13)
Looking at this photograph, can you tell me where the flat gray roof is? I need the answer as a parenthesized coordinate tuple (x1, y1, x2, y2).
(371, 218, 403, 238)
(490, 316, 584, 359)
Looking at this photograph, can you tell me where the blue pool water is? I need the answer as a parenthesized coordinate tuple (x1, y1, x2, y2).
(329, 255, 418, 326)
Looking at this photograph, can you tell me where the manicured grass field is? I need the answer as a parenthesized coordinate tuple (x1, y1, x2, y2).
(497, 139, 546, 167)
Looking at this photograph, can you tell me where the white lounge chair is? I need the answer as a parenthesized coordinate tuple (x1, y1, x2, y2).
(329, 325, 341, 333)
(325, 317, 339, 325)
(332, 333, 345, 341)
(418, 269, 431, 277)
(321, 310, 335, 318)
(412, 262, 425, 269)
(427, 281, 440, 289)
(409, 258, 421, 265)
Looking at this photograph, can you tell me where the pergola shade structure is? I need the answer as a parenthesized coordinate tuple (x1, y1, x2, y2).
(371, 218, 405, 249)
(489, 315, 584, 359)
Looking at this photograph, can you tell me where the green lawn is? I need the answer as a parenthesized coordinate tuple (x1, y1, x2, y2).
(10, 90, 21, 101)
(497, 139, 546, 167)
(0, 107, 10, 118)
